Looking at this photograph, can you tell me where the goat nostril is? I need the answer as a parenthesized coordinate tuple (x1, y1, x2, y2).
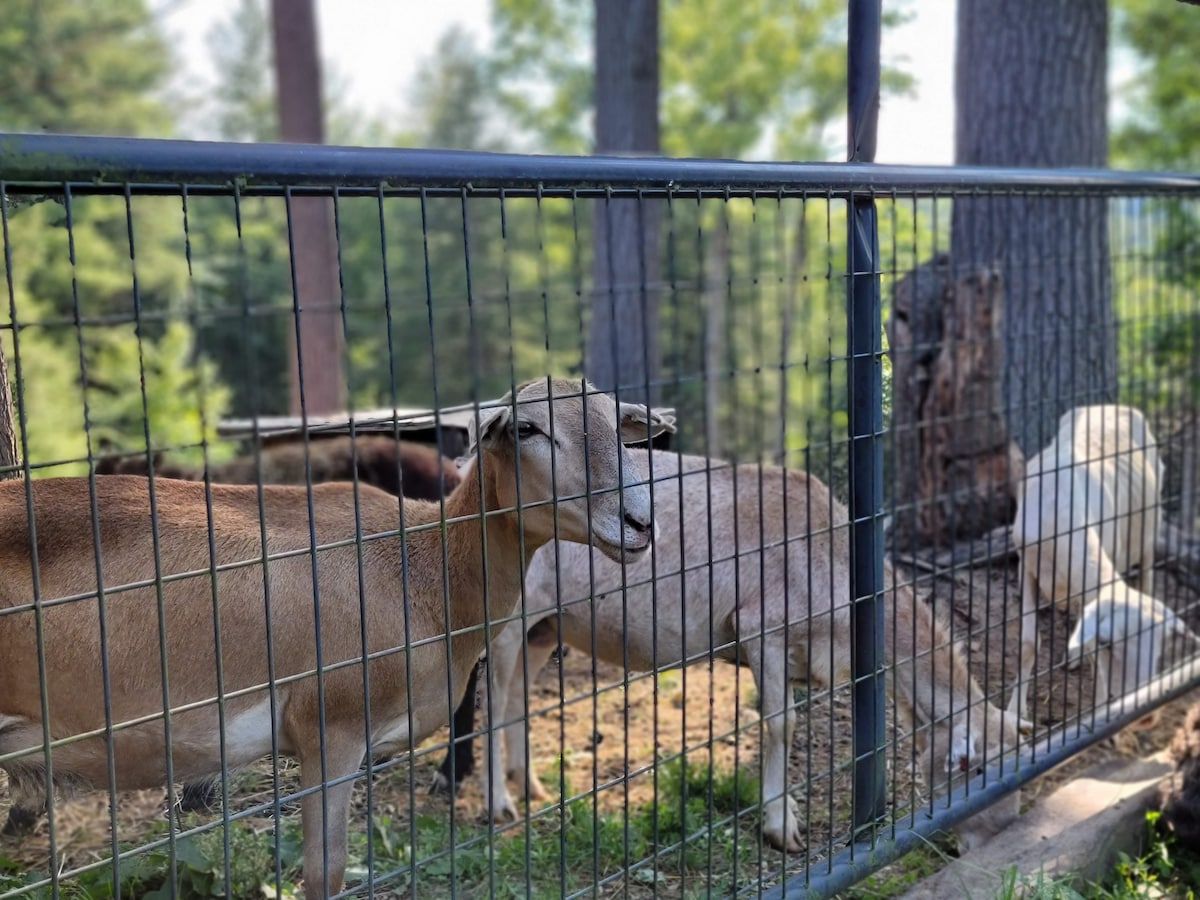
(624, 513, 649, 535)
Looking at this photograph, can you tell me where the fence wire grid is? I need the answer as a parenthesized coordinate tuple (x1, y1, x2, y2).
(0, 136, 1197, 900)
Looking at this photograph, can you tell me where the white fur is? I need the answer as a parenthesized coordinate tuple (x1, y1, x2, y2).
(476, 451, 1021, 854)
(370, 714, 412, 758)
(1009, 405, 1163, 721)
(219, 699, 281, 766)
(1066, 584, 1196, 702)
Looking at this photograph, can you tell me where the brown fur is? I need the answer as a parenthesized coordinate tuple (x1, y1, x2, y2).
(0, 378, 672, 898)
(95, 436, 461, 502)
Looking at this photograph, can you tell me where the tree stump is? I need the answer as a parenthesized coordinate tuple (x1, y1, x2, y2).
(886, 255, 1024, 553)
(0, 344, 20, 480)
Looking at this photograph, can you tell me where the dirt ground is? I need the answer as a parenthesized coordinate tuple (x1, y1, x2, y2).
(2, 557, 1199, 896)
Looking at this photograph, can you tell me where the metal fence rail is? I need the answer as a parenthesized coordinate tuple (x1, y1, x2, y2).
(0, 134, 1197, 900)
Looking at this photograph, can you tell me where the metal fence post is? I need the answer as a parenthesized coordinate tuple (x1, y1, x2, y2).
(846, 0, 887, 841)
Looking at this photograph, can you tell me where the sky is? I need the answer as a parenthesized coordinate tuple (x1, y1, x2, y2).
(160, 0, 959, 164)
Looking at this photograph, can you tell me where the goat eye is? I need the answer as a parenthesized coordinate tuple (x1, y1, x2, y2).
(514, 422, 542, 441)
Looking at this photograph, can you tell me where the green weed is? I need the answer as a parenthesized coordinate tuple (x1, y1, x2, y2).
(0, 819, 304, 900)
(1086, 811, 1200, 900)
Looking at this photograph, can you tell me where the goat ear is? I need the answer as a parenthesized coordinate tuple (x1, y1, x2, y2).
(618, 403, 676, 444)
(467, 404, 512, 456)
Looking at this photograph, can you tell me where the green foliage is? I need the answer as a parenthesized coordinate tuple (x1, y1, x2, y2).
(490, 0, 595, 153)
(207, 0, 277, 143)
(0, 0, 172, 135)
(382, 756, 764, 897)
(87, 321, 232, 460)
(1, 195, 232, 472)
(993, 868, 1086, 900)
(1110, 3, 1200, 458)
(1081, 811, 1200, 899)
(0, 822, 303, 899)
(0, 0, 917, 474)
(0, 0, 234, 467)
(180, 194, 294, 418)
(662, 0, 850, 159)
(637, 755, 760, 874)
(489, 0, 911, 159)
(1111, 0, 1200, 169)
(2, 314, 231, 475)
(402, 27, 509, 151)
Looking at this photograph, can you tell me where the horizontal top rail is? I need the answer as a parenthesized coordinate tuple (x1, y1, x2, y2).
(2, 133, 1200, 197)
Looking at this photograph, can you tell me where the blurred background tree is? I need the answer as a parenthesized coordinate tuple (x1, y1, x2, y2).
(0, 0, 230, 473)
(0, 0, 1193, 508)
(1111, 0, 1200, 526)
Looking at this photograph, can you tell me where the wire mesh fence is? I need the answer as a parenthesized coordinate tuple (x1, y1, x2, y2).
(0, 136, 1198, 898)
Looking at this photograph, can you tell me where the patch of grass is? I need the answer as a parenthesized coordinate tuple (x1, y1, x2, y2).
(842, 842, 951, 899)
(391, 756, 766, 898)
(959, 810, 1200, 900)
(1, 756, 774, 898)
(0, 820, 304, 899)
(994, 867, 1086, 900)
(623, 755, 764, 894)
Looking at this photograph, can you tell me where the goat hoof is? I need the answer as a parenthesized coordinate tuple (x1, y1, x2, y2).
(763, 800, 803, 854)
(525, 776, 549, 803)
(427, 773, 451, 796)
(763, 821, 803, 855)
(490, 802, 519, 825)
(507, 768, 549, 803)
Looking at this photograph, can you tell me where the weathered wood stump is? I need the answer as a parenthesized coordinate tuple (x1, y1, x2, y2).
(0, 345, 20, 480)
(886, 255, 1024, 553)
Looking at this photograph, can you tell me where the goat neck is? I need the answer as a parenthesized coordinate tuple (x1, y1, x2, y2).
(399, 455, 542, 652)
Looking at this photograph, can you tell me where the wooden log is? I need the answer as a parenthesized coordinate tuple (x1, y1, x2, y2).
(886, 256, 1023, 553)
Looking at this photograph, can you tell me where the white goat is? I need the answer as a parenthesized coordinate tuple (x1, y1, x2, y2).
(1066, 585, 1197, 704)
(0, 378, 673, 899)
(1009, 404, 1163, 721)
(476, 451, 1024, 853)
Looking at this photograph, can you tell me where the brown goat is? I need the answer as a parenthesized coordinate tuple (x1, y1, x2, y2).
(96, 435, 461, 502)
(2, 436, 461, 831)
(0, 378, 674, 899)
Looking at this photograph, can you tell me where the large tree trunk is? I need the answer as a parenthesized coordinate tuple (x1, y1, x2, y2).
(587, 0, 660, 407)
(271, 0, 344, 416)
(887, 257, 1023, 552)
(953, 0, 1114, 455)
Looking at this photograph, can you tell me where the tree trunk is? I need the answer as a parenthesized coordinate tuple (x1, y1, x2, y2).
(703, 222, 727, 457)
(886, 257, 1023, 552)
(1179, 409, 1199, 531)
(775, 210, 805, 464)
(271, 0, 344, 416)
(953, 0, 1113, 455)
(587, 0, 660, 407)
(0, 347, 21, 480)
